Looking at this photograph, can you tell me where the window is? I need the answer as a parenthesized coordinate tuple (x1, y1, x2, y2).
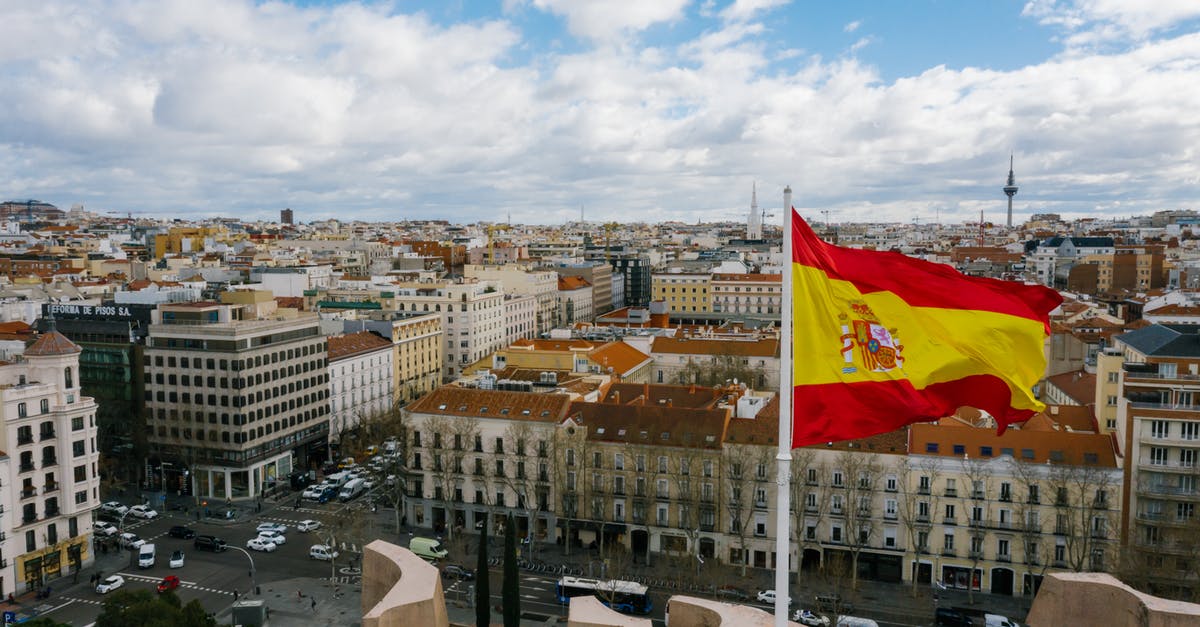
(945, 503, 956, 521)
(998, 538, 1010, 558)
(26, 530, 36, 552)
(833, 471, 844, 487)
(1182, 449, 1198, 468)
(18, 402, 26, 418)
(944, 533, 955, 551)
(658, 456, 668, 473)
(1149, 447, 1168, 465)
(1183, 422, 1200, 441)
(1107, 395, 1118, 406)
(40, 399, 48, 413)
(884, 499, 896, 518)
(614, 454, 624, 471)
(1107, 372, 1118, 383)
(566, 449, 575, 466)
(1151, 420, 1169, 439)
(885, 475, 897, 491)
(702, 460, 712, 477)
(73, 465, 86, 482)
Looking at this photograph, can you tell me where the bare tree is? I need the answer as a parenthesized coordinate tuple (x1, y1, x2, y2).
(722, 443, 773, 576)
(835, 450, 882, 590)
(501, 421, 548, 558)
(894, 456, 940, 596)
(624, 442, 657, 567)
(553, 424, 586, 557)
(961, 456, 993, 604)
(1047, 459, 1118, 573)
(672, 356, 769, 390)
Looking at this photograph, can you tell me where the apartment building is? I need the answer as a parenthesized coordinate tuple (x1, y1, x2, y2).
(464, 264, 559, 335)
(710, 273, 782, 316)
(342, 312, 443, 406)
(481, 339, 652, 384)
(390, 280, 505, 380)
(403, 386, 572, 540)
(649, 335, 780, 391)
(557, 276, 594, 325)
(1111, 323, 1200, 601)
(1, 325, 101, 595)
(327, 331, 394, 442)
(144, 296, 330, 501)
(651, 272, 711, 314)
(503, 294, 538, 347)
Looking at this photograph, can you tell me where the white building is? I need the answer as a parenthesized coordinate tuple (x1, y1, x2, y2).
(327, 331, 395, 442)
(391, 280, 506, 380)
(464, 265, 560, 335)
(2, 325, 101, 595)
(503, 294, 538, 347)
(251, 265, 336, 298)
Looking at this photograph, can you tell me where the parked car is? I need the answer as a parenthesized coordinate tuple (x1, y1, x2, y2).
(100, 501, 129, 516)
(257, 530, 286, 545)
(757, 590, 792, 605)
(815, 594, 853, 614)
(297, 519, 322, 532)
(96, 575, 125, 594)
(93, 521, 118, 537)
(935, 608, 975, 627)
(302, 485, 324, 500)
(169, 550, 185, 569)
(157, 575, 180, 593)
(119, 533, 145, 549)
(168, 526, 196, 539)
(362, 478, 377, 490)
(715, 586, 750, 602)
(835, 618, 879, 627)
(193, 535, 227, 552)
(442, 564, 475, 581)
(792, 609, 831, 627)
(247, 538, 277, 552)
(129, 505, 158, 519)
(385, 474, 397, 487)
(256, 522, 288, 534)
(309, 544, 339, 561)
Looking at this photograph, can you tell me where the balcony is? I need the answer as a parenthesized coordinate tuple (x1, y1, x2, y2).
(22, 514, 36, 525)
(1141, 483, 1200, 498)
(941, 549, 956, 557)
(43, 482, 59, 494)
(1139, 460, 1200, 474)
(943, 517, 957, 526)
(884, 511, 897, 520)
(39, 429, 55, 441)
(700, 522, 715, 532)
(971, 490, 985, 500)
(41, 457, 57, 468)
(969, 518, 987, 528)
(754, 500, 768, 510)
(944, 489, 958, 498)
(991, 520, 1016, 531)
(1027, 496, 1041, 505)
(999, 494, 1012, 503)
(1052, 559, 1068, 568)
(968, 550, 984, 560)
(45, 507, 59, 517)
(917, 486, 931, 495)
(996, 554, 1012, 563)
(18, 462, 34, 473)
(20, 488, 36, 499)
(1093, 499, 1109, 509)
(915, 514, 930, 523)
(17, 435, 33, 446)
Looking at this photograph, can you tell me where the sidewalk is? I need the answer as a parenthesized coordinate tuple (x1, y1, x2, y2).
(220, 576, 361, 627)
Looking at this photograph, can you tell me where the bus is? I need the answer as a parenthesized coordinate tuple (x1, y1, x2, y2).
(555, 576, 653, 615)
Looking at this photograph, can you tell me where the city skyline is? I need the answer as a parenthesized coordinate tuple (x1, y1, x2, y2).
(3, 1, 1200, 225)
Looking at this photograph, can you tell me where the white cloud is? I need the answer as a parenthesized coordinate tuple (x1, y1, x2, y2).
(844, 20, 861, 33)
(720, 0, 790, 23)
(1023, 0, 1200, 47)
(0, 0, 1199, 225)
(522, 0, 690, 42)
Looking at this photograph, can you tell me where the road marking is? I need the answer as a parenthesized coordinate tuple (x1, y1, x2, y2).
(64, 596, 103, 606)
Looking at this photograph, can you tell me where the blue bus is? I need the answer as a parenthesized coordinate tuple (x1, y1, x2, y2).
(555, 576, 653, 615)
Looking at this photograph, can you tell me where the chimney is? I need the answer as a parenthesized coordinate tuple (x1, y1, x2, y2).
(612, 390, 619, 404)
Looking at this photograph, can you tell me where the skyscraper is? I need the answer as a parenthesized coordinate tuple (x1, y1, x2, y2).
(1003, 155, 1018, 228)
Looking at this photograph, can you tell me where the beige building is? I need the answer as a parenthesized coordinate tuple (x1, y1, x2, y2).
(464, 264, 560, 335)
(556, 263, 614, 316)
(2, 326, 101, 595)
(343, 313, 444, 407)
(651, 272, 711, 313)
(144, 295, 330, 500)
(391, 280, 506, 380)
(710, 273, 781, 315)
(649, 335, 780, 391)
(558, 276, 595, 325)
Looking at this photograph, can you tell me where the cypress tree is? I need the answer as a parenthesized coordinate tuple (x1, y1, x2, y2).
(502, 513, 520, 627)
(476, 518, 490, 627)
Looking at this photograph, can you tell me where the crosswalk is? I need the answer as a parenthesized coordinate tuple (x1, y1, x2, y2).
(117, 571, 233, 596)
(65, 596, 105, 606)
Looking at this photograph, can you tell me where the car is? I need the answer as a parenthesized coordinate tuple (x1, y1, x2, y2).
(96, 575, 125, 594)
(362, 478, 377, 490)
(257, 530, 286, 545)
(442, 564, 475, 581)
(168, 526, 196, 539)
(935, 608, 975, 627)
(100, 501, 129, 516)
(119, 533, 145, 549)
(297, 519, 322, 532)
(96, 510, 120, 523)
(129, 505, 158, 520)
(302, 485, 324, 499)
(247, 537, 277, 552)
(815, 594, 853, 614)
(169, 550, 185, 568)
(259, 520, 289, 533)
(156, 575, 180, 593)
(193, 535, 227, 552)
(757, 590, 791, 605)
(337, 457, 356, 469)
(715, 586, 751, 602)
(385, 474, 397, 487)
(309, 544, 339, 561)
(793, 609, 832, 627)
(93, 521, 118, 537)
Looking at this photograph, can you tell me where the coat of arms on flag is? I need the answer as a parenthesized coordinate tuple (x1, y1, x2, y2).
(839, 302, 903, 374)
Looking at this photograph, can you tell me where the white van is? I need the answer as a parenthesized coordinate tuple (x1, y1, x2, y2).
(138, 543, 156, 568)
(339, 478, 366, 501)
(985, 615, 1021, 627)
(835, 617, 879, 627)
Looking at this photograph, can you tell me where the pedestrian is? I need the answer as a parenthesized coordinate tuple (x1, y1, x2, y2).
(298, 590, 303, 600)
(233, 589, 239, 601)
(310, 597, 316, 611)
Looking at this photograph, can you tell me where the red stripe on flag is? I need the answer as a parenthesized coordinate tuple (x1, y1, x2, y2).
(792, 211, 1061, 328)
(791, 375, 1037, 448)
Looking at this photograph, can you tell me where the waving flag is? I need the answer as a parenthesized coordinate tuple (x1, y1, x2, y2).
(789, 209, 1061, 447)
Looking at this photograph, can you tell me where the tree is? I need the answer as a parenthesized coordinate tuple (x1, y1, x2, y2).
(95, 590, 216, 627)
(673, 355, 769, 390)
(501, 421, 551, 559)
(21, 619, 70, 627)
(722, 443, 773, 576)
(476, 520, 491, 627)
(961, 456, 992, 604)
(836, 450, 882, 590)
(423, 414, 482, 541)
(790, 447, 828, 595)
(502, 513, 520, 627)
(1047, 458, 1118, 573)
(553, 424, 587, 557)
(626, 441, 658, 567)
(894, 456, 940, 596)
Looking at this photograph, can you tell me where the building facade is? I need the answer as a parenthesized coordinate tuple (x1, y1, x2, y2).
(651, 272, 711, 314)
(710, 273, 782, 316)
(343, 313, 443, 407)
(391, 280, 505, 381)
(327, 331, 394, 443)
(464, 265, 559, 336)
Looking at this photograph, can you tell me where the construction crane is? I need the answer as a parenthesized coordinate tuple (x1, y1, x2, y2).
(602, 222, 621, 261)
(486, 223, 511, 265)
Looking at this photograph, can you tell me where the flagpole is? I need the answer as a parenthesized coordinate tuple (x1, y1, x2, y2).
(774, 186, 794, 627)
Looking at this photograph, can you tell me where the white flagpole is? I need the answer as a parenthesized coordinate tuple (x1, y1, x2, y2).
(774, 186, 794, 627)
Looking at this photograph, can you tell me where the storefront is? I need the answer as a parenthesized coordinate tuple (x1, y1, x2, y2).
(941, 565, 982, 591)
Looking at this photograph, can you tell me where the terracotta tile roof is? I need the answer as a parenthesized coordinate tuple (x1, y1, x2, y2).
(569, 401, 730, 450)
(587, 342, 651, 376)
(1044, 405, 1099, 433)
(275, 296, 305, 310)
(408, 386, 572, 422)
(601, 383, 727, 409)
(558, 275, 591, 290)
(725, 410, 779, 446)
(650, 336, 779, 357)
(909, 421, 1117, 467)
(327, 331, 392, 361)
(510, 338, 597, 351)
(25, 328, 81, 356)
(1043, 370, 1096, 405)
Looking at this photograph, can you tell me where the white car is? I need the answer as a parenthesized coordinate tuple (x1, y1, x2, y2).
(169, 550, 185, 568)
(257, 530, 286, 545)
(302, 486, 323, 499)
(119, 532, 145, 549)
(309, 544, 339, 561)
(256, 522, 288, 534)
(297, 519, 321, 532)
(100, 501, 129, 516)
(793, 609, 831, 626)
(362, 478, 377, 489)
(96, 575, 125, 594)
(246, 538, 277, 552)
(93, 521, 118, 537)
(129, 505, 158, 520)
(757, 590, 791, 605)
(385, 475, 397, 487)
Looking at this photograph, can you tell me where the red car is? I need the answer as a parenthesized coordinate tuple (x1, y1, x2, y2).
(157, 575, 180, 593)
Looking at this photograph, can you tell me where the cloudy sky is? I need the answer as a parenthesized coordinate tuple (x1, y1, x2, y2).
(3, 0, 1199, 225)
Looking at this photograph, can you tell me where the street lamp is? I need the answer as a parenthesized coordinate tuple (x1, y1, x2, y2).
(226, 546, 258, 597)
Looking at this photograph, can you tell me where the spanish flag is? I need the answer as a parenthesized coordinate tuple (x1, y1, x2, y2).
(790, 210, 1062, 447)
